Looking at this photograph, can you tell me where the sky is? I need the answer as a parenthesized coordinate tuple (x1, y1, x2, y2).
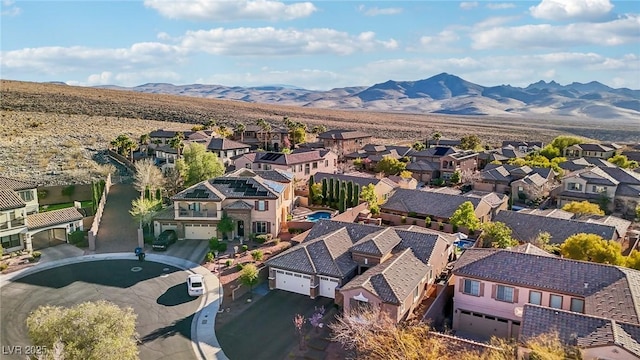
(1, 0, 639, 90)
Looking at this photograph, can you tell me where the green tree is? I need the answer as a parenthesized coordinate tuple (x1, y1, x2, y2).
(346, 181, 353, 208)
(110, 134, 137, 160)
(256, 118, 271, 150)
(375, 156, 406, 175)
(431, 132, 442, 146)
(412, 141, 425, 151)
(459, 135, 482, 151)
(399, 170, 413, 179)
(321, 178, 328, 205)
(353, 184, 361, 207)
(334, 179, 341, 207)
(636, 204, 640, 220)
(360, 184, 378, 211)
(239, 263, 260, 298)
(139, 133, 151, 154)
(608, 154, 639, 169)
(129, 197, 161, 235)
(217, 125, 232, 138)
(26, 300, 138, 360)
(450, 201, 481, 232)
(481, 221, 516, 248)
(562, 200, 605, 216)
(168, 132, 185, 157)
(205, 119, 216, 130)
(328, 178, 335, 203)
(549, 135, 585, 152)
(450, 170, 461, 184)
(539, 144, 561, 160)
(175, 142, 225, 186)
(353, 157, 364, 170)
(534, 231, 559, 253)
(308, 175, 316, 202)
(626, 250, 640, 270)
(290, 126, 307, 147)
(311, 125, 327, 134)
(560, 233, 625, 265)
(133, 158, 164, 200)
(217, 213, 234, 240)
(310, 183, 323, 205)
(338, 183, 347, 213)
(234, 123, 246, 142)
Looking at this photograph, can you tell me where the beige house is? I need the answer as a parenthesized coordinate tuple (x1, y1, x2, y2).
(318, 130, 373, 158)
(153, 169, 293, 240)
(452, 247, 640, 341)
(563, 143, 619, 159)
(232, 125, 290, 152)
(473, 164, 554, 203)
(205, 138, 250, 166)
(232, 149, 338, 183)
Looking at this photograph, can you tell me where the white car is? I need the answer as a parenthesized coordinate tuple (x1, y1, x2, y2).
(187, 274, 205, 297)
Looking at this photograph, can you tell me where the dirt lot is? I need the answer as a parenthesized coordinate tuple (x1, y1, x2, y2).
(2, 79, 638, 185)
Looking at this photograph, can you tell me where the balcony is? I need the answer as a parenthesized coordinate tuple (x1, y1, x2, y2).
(178, 209, 216, 218)
(0, 218, 26, 230)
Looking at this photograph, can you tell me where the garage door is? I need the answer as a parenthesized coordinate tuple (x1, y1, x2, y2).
(275, 269, 310, 296)
(457, 310, 509, 339)
(319, 276, 339, 299)
(185, 224, 216, 240)
(161, 223, 177, 232)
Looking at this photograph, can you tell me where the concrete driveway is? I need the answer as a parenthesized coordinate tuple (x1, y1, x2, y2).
(95, 184, 140, 253)
(216, 290, 333, 360)
(1, 259, 201, 360)
(155, 240, 210, 266)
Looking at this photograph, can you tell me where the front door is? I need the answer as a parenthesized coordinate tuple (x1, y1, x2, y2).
(237, 220, 244, 237)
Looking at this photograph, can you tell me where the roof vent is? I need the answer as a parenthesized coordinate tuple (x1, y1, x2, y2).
(584, 282, 589, 289)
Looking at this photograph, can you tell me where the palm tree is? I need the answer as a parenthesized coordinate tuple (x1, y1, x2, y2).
(256, 118, 271, 150)
(206, 119, 216, 130)
(169, 132, 185, 157)
(432, 132, 442, 146)
(111, 134, 136, 159)
(218, 125, 232, 138)
(234, 123, 246, 142)
(139, 133, 150, 155)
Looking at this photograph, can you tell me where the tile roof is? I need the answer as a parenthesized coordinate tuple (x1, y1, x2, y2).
(318, 129, 372, 140)
(454, 249, 640, 323)
(350, 228, 403, 256)
(382, 189, 505, 219)
(27, 207, 83, 230)
(406, 160, 439, 172)
(413, 146, 458, 158)
(479, 164, 552, 183)
(493, 210, 617, 244)
(520, 305, 640, 357)
(206, 138, 250, 151)
(0, 177, 37, 191)
(501, 141, 543, 148)
(153, 207, 175, 220)
(341, 248, 429, 304)
(253, 169, 295, 182)
(575, 214, 631, 239)
(172, 174, 280, 201)
(249, 149, 333, 165)
(224, 200, 254, 210)
(517, 208, 575, 220)
(0, 189, 26, 211)
(559, 157, 617, 172)
(571, 143, 615, 152)
(510, 243, 556, 257)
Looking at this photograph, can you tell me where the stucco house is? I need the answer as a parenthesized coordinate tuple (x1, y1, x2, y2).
(345, 144, 414, 170)
(232, 125, 290, 152)
(452, 247, 640, 340)
(232, 149, 338, 183)
(477, 146, 527, 169)
(473, 164, 554, 202)
(381, 189, 508, 224)
(153, 169, 293, 240)
(407, 147, 478, 183)
(0, 177, 83, 253)
(317, 130, 373, 158)
(501, 141, 543, 153)
(206, 138, 251, 166)
(520, 305, 640, 360)
(266, 220, 453, 322)
(564, 143, 619, 160)
(148, 129, 212, 147)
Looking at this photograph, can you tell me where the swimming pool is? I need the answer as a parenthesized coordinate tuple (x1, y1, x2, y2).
(306, 211, 333, 222)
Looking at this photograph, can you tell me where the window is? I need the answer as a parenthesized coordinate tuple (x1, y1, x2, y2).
(312, 162, 318, 169)
(254, 221, 268, 233)
(570, 298, 584, 313)
(414, 286, 420, 300)
(19, 191, 33, 202)
(1, 233, 21, 249)
(257, 201, 266, 211)
(245, 163, 251, 169)
(264, 164, 272, 170)
(529, 291, 542, 305)
(496, 285, 514, 303)
(568, 182, 582, 191)
(324, 160, 328, 167)
(463, 279, 480, 296)
(549, 294, 563, 309)
(304, 164, 310, 175)
(592, 185, 606, 193)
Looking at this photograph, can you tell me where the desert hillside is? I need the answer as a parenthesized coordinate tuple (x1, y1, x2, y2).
(1, 80, 638, 185)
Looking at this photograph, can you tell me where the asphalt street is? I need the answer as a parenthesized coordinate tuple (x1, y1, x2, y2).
(0, 260, 202, 360)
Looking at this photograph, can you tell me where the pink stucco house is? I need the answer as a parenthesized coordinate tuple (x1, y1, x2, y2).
(232, 149, 338, 183)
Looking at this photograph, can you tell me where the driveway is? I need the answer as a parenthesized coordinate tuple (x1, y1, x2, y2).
(156, 240, 210, 266)
(95, 184, 140, 253)
(216, 290, 333, 360)
(1, 260, 201, 360)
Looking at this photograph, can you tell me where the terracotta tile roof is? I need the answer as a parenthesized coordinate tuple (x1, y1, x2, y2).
(381, 189, 506, 219)
(510, 243, 556, 257)
(0, 177, 37, 191)
(0, 189, 26, 211)
(206, 138, 250, 151)
(454, 249, 640, 324)
(517, 208, 575, 219)
(350, 228, 402, 256)
(520, 305, 640, 357)
(318, 129, 371, 140)
(494, 210, 617, 244)
(224, 200, 254, 210)
(172, 174, 280, 201)
(313, 172, 381, 189)
(27, 207, 83, 230)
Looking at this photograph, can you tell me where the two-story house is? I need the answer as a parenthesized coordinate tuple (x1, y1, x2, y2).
(564, 143, 619, 159)
(345, 144, 414, 170)
(557, 166, 640, 217)
(439, 150, 479, 180)
(153, 170, 293, 240)
(500, 141, 543, 153)
(233, 125, 290, 152)
(232, 149, 338, 183)
(452, 247, 640, 340)
(206, 138, 251, 166)
(317, 130, 373, 158)
(266, 220, 453, 322)
(407, 147, 477, 183)
(154, 145, 179, 172)
(477, 146, 528, 169)
(473, 164, 555, 202)
(0, 177, 83, 252)
(148, 129, 212, 147)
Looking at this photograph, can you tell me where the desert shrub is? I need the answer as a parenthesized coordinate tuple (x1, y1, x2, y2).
(408, 212, 417, 218)
(217, 242, 228, 252)
(236, 263, 245, 271)
(69, 230, 88, 247)
(251, 250, 264, 262)
(32, 251, 42, 259)
(400, 216, 407, 224)
(242, 245, 248, 252)
(273, 238, 281, 245)
(205, 252, 214, 263)
(255, 235, 268, 244)
(0, 262, 8, 271)
(225, 259, 233, 267)
(288, 228, 303, 235)
(438, 222, 444, 231)
(425, 217, 431, 226)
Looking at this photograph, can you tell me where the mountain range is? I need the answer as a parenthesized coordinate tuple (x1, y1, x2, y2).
(97, 73, 640, 120)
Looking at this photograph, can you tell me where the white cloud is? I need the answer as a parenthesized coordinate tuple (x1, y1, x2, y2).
(471, 14, 639, 49)
(459, 2, 479, 10)
(474, 15, 521, 29)
(199, 68, 341, 90)
(1, 0, 21, 16)
(180, 27, 397, 56)
(357, 5, 403, 16)
(408, 30, 461, 53)
(486, 3, 515, 10)
(530, 0, 614, 21)
(144, 0, 316, 21)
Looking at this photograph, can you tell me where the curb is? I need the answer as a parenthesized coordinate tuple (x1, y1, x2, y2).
(0, 253, 228, 360)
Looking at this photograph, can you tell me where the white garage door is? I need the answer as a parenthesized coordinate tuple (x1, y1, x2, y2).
(458, 310, 510, 339)
(275, 269, 310, 296)
(185, 224, 216, 240)
(319, 276, 339, 299)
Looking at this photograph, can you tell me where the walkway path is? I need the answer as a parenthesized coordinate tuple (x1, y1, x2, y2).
(95, 184, 140, 253)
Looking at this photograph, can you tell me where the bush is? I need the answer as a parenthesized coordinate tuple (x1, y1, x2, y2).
(400, 216, 407, 224)
(452, 224, 459, 232)
(205, 252, 214, 263)
(408, 212, 417, 218)
(225, 259, 233, 267)
(273, 237, 281, 245)
(32, 251, 42, 259)
(217, 242, 228, 252)
(0, 262, 7, 271)
(242, 244, 248, 252)
(438, 222, 444, 231)
(236, 263, 245, 271)
(69, 230, 88, 247)
(288, 228, 303, 235)
(251, 250, 264, 262)
(209, 237, 219, 251)
(425, 217, 431, 226)
(255, 235, 269, 244)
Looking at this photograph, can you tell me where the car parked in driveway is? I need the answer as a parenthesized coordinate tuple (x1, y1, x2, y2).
(187, 274, 205, 297)
(152, 230, 177, 251)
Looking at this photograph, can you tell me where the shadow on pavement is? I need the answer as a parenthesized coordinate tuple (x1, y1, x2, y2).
(13, 260, 180, 289)
(140, 314, 194, 344)
(157, 283, 198, 306)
